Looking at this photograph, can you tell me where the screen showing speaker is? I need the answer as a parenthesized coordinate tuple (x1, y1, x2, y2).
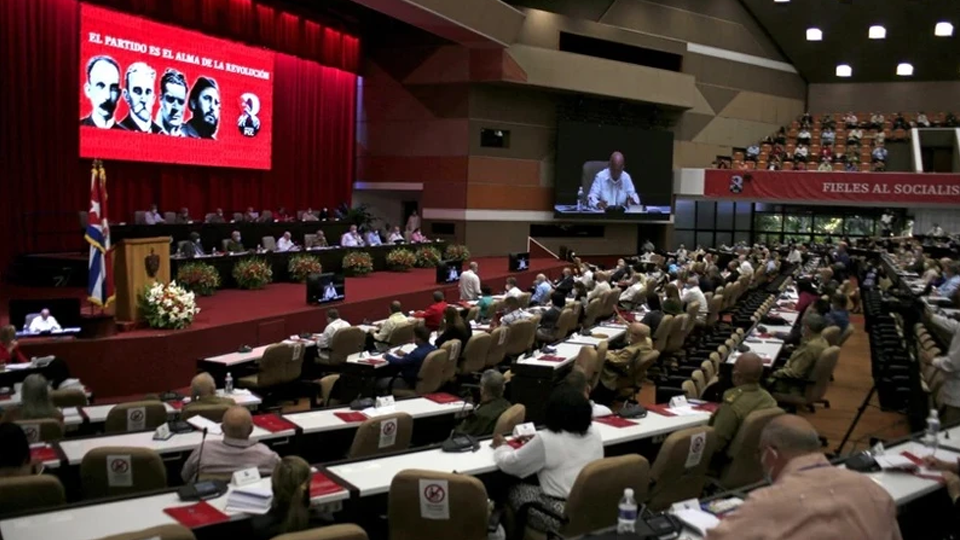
(509, 252, 530, 272)
(10, 298, 82, 335)
(554, 120, 673, 220)
(306, 272, 345, 305)
(436, 260, 463, 284)
(79, 4, 275, 169)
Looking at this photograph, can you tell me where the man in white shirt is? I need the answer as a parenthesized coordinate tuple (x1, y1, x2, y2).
(618, 274, 646, 307)
(459, 262, 481, 301)
(317, 308, 350, 349)
(787, 245, 803, 264)
(144, 204, 165, 225)
(387, 226, 404, 243)
(499, 296, 533, 326)
(28, 309, 61, 333)
(504, 277, 523, 298)
(587, 272, 611, 303)
(916, 112, 930, 127)
(587, 151, 640, 209)
(927, 313, 960, 424)
(365, 229, 382, 246)
(276, 231, 295, 252)
(681, 277, 708, 321)
(927, 223, 945, 237)
(796, 129, 811, 145)
(738, 255, 754, 278)
(340, 225, 364, 247)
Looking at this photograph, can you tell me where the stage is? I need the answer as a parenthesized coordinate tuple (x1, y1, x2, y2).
(9, 256, 567, 398)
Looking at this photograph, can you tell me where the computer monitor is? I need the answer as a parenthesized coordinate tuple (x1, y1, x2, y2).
(509, 252, 530, 272)
(9, 298, 81, 333)
(436, 260, 462, 284)
(306, 272, 345, 305)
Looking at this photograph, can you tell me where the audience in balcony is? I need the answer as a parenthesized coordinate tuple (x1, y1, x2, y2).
(794, 145, 809, 163)
(916, 112, 931, 128)
(820, 115, 836, 130)
(869, 112, 885, 130)
(820, 126, 835, 145)
(819, 146, 833, 162)
(746, 143, 760, 161)
(946, 112, 958, 127)
(874, 129, 885, 146)
(893, 113, 909, 130)
(846, 127, 863, 145)
(843, 112, 858, 128)
(817, 160, 832, 172)
(796, 128, 811, 146)
(799, 112, 813, 129)
(871, 144, 888, 163)
(774, 126, 787, 145)
(845, 161, 858, 172)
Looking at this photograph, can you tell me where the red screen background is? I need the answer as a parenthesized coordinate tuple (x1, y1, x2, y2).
(79, 4, 275, 169)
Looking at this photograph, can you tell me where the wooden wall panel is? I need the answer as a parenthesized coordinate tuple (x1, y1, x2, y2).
(357, 156, 469, 183)
(467, 157, 541, 186)
(466, 184, 553, 210)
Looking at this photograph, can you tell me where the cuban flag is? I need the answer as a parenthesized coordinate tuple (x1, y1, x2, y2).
(84, 161, 114, 307)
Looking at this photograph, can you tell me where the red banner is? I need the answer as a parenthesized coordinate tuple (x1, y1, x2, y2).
(703, 170, 960, 204)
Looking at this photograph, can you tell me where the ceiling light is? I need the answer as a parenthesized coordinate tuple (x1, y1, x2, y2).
(774, 0, 789, 3)
(935, 22, 954, 37)
(806, 28, 823, 41)
(836, 64, 852, 77)
(869, 25, 886, 39)
(897, 63, 914, 76)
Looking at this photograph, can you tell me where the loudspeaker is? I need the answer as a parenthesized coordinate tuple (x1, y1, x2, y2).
(306, 273, 323, 304)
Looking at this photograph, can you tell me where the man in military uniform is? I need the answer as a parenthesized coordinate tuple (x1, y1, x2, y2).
(225, 230, 246, 253)
(454, 370, 511, 437)
(182, 373, 235, 418)
(592, 322, 654, 405)
(767, 314, 829, 395)
(710, 353, 777, 458)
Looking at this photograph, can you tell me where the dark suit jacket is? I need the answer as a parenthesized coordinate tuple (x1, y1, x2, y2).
(555, 276, 575, 296)
(117, 115, 162, 133)
(178, 241, 204, 258)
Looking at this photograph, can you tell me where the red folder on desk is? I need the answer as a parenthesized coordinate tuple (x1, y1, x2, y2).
(163, 501, 230, 528)
(168, 400, 185, 410)
(252, 414, 298, 433)
(334, 411, 368, 423)
(694, 402, 720, 413)
(423, 393, 460, 404)
(354, 358, 386, 366)
(310, 471, 346, 497)
(644, 404, 677, 417)
(901, 451, 947, 483)
(30, 444, 58, 463)
(594, 415, 637, 428)
(537, 355, 566, 362)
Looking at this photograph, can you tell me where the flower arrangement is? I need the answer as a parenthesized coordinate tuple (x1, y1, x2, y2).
(175, 262, 220, 296)
(386, 248, 417, 272)
(444, 244, 471, 262)
(343, 251, 374, 276)
(415, 246, 442, 268)
(139, 281, 200, 329)
(233, 258, 273, 289)
(288, 255, 323, 282)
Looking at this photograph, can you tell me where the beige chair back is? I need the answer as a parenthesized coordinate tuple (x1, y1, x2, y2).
(700, 360, 716, 381)
(388, 470, 488, 540)
(262, 236, 277, 251)
(582, 298, 604, 328)
(575, 346, 600, 387)
(388, 323, 416, 347)
(691, 370, 706, 395)
(439, 339, 462, 383)
(652, 315, 674, 351)
(94, 525, 196, 540)
(600, 289, 620, 320)
(719, 408, 785, 489)
(347, 412, 414, 459)
(50, 389, 89, 408)
(15, 419, 64, 443)
(838, 324, 855, 347)
(105, 401, 168, 433)
(504, 319, 536, 357)
(304, 234, 318, 248)
(460, 333, 491, 375)
(822, 325, 841, 347)
(485, 327, 509, 368)
(325, 326, 366, 365)
(554, 308, 577, 340)
(804, 346, 841, 403)
(464, 306, 479, 323)
(393, 349, 449, 398)
(663, 314, 689, 354)
(0, 475, 65, 517)
(681, 380, 697, 399)
(255, 342, 300, 387)
(559, 455, 651, 537)
(180, 404, 231, 423)
(518, 292, 532, 308)
(80, 447, 167, 499)
(272, 524, 368, 540)
(705, 295, 723, 327)
(648, 426, 717, 510)
(493, 404, 526, 436)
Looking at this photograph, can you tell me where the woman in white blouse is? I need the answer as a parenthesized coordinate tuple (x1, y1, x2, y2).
(492, 386, 603, 533)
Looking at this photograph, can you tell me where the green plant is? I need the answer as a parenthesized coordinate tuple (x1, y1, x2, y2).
(415, 246, 442, 268)
(443, 244, 471, 262)
(233, 258, 273, 289)
(343, 251, 374, 276)
(342, 203, 376, 229)
(288, 255, 323, 282)
(138, 281, 200, 329)
(386, 248, 417, 271)
(176, 262, 221, 296)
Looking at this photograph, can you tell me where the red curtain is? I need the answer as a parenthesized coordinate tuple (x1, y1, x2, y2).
(0, 0, 358, 272)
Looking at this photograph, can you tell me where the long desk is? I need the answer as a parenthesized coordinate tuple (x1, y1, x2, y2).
(112, 220, 352, 249)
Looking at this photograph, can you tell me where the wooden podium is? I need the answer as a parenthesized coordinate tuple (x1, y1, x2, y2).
(115, 237, 172, 323)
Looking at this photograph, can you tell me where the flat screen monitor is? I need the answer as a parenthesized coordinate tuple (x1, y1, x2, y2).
(307, 272, 345, 305)
(10, 298, 82, 333)
(509, 252, 530, 272)
(436, 260, 462, 284)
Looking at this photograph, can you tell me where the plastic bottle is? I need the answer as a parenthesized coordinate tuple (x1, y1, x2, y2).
(576, 186, 584, 211)
(617, 488, 637, 533)
(923, 409, 941, 451)
(224, 372, 234, 394)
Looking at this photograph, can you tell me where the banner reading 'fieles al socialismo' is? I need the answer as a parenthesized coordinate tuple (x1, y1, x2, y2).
(79, 4, 275, 170)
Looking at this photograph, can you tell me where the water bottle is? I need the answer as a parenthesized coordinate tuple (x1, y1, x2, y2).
(616, 488, 637, 533)
(576, 186, 584, 211)
(923, 409, 941, 451)
(224, 372, 234, 394)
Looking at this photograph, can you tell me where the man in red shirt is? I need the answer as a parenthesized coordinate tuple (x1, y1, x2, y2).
(421, 291, 447, 331)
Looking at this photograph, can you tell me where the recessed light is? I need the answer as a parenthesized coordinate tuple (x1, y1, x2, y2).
(774, 0, 789, 3)
(935, 22, 954, 37)
(806, 28, 823, 41)
(869, 25, 886, 39)
(836, 64, 852, 77)
(897, 63, 914, 76)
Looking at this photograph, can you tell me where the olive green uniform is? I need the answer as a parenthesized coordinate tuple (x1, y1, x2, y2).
(709, 383, 778, 454)
(599, 338, 653, 392)
(768, 336, 829, 395)
(454, 397, 511, 437)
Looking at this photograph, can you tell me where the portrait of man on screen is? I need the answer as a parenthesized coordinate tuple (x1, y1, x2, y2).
(182, 76, 220, 139)
(116, 62, 162, 134)
(156, 68, 189, 137)
(80, 55, 121, 129)
(587, 151, 641, 210)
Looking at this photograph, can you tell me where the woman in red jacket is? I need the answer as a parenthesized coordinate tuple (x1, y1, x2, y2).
(0, 325, 28, 364)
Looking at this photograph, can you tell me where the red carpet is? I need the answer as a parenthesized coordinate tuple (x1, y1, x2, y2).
(11, 256, 566, 398)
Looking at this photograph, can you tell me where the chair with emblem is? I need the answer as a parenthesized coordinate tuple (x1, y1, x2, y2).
(388, 470, 488, 540)
(347, 412, 414, 459)
(94, 525, 196, 540)
(14, 419, 64, 443)
(80, 447, 167, 499)
(646, 426, 717, 510)
(0, 475, 65, 517)
(104, 401, 168, 434)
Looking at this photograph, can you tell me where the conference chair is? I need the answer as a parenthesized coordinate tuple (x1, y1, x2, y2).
(163, 212, 177, 223)
(554, 308, 577, 340)
(221, 238, 232, 252)
(580, 161, 608, 195)
(272, 524, 368, 540)
(838, 324, 855, 347)
(0, 475, 65, 517)
(465, 306, 480, 323)
(493, 404, 526, 436)
(575, 346, 600, 387)
(691, 370, 706, 396)
(772, 346, 841, 413)
(15, 418, 64, 443)
(504, 320, 537, 358)
(80, 447, 167, 499)
(233, 212, 244, 222)
(104, 401, 168, 433)
(304, 234, 319, 248)
(318, 327, 366, 367)
(716, 408, 785, 489)
(516, 455, 650, 540)
(261, 210, 273, 222)
(392, 349, 449, 398)
(485, 327, 509, 369)
(600, 289, 620, 320)
(262, 236, 277, 251)
(617, 350, 659, 401)
(459, 333, 491, 375)
(652, 315, 674, 352)
(50, 388, 89, 408)
(518, 292, 532, 308)
(387, 323, 416, 347)
(134, 211, 147, 224)
(347, 412, 414, 459)
(388, 470, 488, 540)
(646, 426, 718, 510)
(180, 404, 231, 423)
(439, 339, 462, 383)
(94, 525, 195, 540)
(822, 325, 841, 347)
(238, 342, 304, 400)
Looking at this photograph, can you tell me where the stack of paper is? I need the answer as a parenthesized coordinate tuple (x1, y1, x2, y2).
(225, 485, 273, 514)
(186, 416, 222, 435)
(673, 508, 720, 535)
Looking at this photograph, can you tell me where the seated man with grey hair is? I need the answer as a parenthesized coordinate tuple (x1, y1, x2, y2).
(453, 370, 511, 437)
(767, 313, 829, 395)
(181, 406, 280, 482)
(182, 372, 235, 417)
(706, 415, 901, 540)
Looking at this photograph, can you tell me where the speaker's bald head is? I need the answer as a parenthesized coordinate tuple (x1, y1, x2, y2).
(733, 353, 764, 385)
(760, 415, 821, 457)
